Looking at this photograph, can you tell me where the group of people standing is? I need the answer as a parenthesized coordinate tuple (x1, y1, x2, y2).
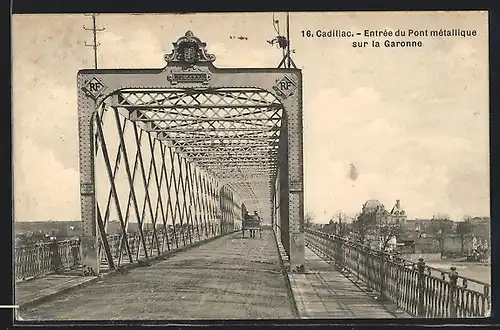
(243, 210, 262, 238)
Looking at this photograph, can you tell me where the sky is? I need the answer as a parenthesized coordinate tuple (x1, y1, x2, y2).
(12, 11, 490, 223)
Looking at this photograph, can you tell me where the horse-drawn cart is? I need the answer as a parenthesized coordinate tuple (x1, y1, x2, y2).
(242, 213, 262, 238)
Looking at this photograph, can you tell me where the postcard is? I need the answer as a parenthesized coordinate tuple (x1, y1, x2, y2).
(12, 11, 490, 321)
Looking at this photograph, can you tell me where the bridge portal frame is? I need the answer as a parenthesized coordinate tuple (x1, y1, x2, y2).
(77, 31, 304, 275)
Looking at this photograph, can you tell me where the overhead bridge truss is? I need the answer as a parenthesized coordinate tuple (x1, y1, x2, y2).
(77, 31, 304, 275)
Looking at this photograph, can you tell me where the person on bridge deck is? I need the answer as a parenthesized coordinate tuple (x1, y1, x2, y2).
(251, 211, 262, 238)
(242, 210, 251, 238)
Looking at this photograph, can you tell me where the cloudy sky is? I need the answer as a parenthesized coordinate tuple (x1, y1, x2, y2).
(12, 11, 489, 222)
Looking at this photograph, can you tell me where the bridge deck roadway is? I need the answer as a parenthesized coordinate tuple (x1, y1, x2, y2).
(18, 230, 296, 320)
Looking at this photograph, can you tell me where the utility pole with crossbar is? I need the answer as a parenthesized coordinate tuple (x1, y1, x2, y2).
(83, 13, 106, 69)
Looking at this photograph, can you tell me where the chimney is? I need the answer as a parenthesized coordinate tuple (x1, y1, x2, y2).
(396, 199, 401, 209)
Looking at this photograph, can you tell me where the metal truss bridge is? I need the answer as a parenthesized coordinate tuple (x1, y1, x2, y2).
(14, 31, 490, 321)
(76, 30, 305, 275)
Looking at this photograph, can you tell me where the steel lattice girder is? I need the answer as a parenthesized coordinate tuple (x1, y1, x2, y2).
(183, 152, 278, 160)
(77, 30, 305, 275)
(112, 89, 284, 190)
(179, 146, 279, 153)
(92, 103, 236, 272)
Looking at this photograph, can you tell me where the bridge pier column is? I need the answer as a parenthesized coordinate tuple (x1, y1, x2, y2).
(77, 77, 101, 277)
(280, 78, 305, 273)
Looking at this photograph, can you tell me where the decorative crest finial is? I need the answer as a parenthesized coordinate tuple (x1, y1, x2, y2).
(164, 30, 216, 66)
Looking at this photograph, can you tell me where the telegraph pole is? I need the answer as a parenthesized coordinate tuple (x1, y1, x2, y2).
(83, 13, 106, 69)
(286, 12, 291, 68)
(268, 12, 297, 69)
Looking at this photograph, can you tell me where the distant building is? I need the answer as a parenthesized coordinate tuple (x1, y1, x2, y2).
(361, 199, 389, 222)
(360, 199, 406, 224)
(389, 199, 407, 223)
(359, 199, 407, 249)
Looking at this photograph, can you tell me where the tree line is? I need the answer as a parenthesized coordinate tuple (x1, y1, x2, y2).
(304, 212, 486, 255)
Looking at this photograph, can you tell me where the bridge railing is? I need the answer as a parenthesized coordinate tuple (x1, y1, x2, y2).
(101, 223, 224, 266)
(15, 221, 232, 282)
(15, 239, 81, 283)
(305, 228, 491, 318)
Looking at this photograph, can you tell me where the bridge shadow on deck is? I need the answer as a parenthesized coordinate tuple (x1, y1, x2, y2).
(18, 231, 296, 321)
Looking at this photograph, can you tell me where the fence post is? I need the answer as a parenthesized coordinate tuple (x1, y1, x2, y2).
(394, 256, 405, 313)
(365, 245, 373, 292)
(355, 246, 360, 283)
(36, 244, 42, 275)
(417, 258, 426, 317)
(340, 238, 346, 272)
(324, 234, 330, 257)
(378, 251, 387, 301)
(335, 236, 341, 267)
(50, 241, 62, 273)
(335, 236, 341, 268)
(449, 266, 458, 318)
(71, 240, 80, 268)
(331, 235, 336, 262)
(484, 285, 491, 317)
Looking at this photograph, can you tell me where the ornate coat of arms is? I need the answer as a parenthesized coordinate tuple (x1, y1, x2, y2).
(164, 31, 216, 67)
(181, 44, 199, 64)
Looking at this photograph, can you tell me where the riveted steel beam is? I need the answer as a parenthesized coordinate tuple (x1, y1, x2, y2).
(148, 133, 171, 252)
(169, 148, 186, 246)
(160, 144, 179, 248)
(187, 151, 278, 156)
(112, 107, 150, 260)
(179, 146, 279, 153)
(96, 115, 133, 266)
(149, 127, 281, 133)
(132, 122, 162, 257)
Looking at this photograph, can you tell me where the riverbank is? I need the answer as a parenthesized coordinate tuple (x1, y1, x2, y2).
(424, 261, 491, 285)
